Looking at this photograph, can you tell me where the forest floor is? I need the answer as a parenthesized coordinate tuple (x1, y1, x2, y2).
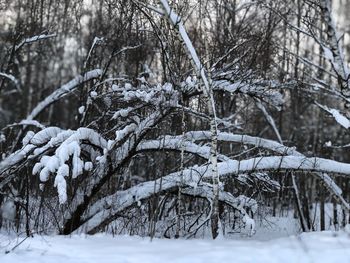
(0, 230, 349, 263)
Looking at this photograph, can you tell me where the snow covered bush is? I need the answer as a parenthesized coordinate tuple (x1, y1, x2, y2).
(1, 0, 350, 240)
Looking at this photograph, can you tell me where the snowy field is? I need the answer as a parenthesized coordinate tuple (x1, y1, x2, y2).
(0, 231, 350, 263)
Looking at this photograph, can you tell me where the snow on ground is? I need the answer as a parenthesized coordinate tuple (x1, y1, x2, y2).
(252, 216, 301, 240)
(0, 231, 350, 263)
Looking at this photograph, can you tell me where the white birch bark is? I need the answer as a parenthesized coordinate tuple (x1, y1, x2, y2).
(319, 0, 350, 109)
(158, 0, 221, 238)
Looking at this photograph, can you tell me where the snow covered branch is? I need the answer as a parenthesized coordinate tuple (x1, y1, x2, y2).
(15, 33, 57, 51)
(26, 69, 102, 120)
(137, 138, 230, 161)
(182, 131, 301, 156)
(137, 132, 350, 209)
(319, 0, 350, 99)
(0, 127, 107, 192)
(0, 72, 20, 90)
(315, 102, 350, 129)
(181, 76, 286, 108)
(81, 175, 256, 234)
(79, 154, 350, 233)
